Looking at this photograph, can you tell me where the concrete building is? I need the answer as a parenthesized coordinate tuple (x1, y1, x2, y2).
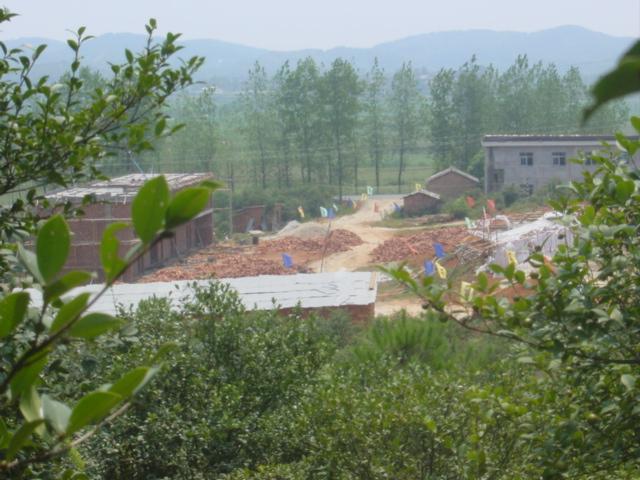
(482, 134, 634, 194)
(403, 190, 441, 216)
(424, 167, 480, 200)
(46, 173, 214, 282)
(28, 272, 379, 324)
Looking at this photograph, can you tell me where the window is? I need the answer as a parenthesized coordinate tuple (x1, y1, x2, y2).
(520, 152, 533, 166)
(552, 152, 566, 166)
(584, 154, 595, 166)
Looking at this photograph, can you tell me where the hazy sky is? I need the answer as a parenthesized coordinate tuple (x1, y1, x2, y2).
(1, 0, 638, 50)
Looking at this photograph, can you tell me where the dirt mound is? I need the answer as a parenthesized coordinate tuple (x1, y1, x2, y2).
(259, 229, 363, 255)
(273, 221, 328, 239)
(371, 227, 472, 263)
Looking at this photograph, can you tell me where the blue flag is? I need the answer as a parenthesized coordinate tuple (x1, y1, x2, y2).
(393, 202, 401, 212)
(433, 242, 445, 259)
(327, 208, 336, 218)
(282, 253, 293, 268)
(424, 260, 435, 276)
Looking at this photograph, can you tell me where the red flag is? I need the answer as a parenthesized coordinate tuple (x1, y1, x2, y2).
(465, 196, 475, 208)
(487, 198, 496, 213)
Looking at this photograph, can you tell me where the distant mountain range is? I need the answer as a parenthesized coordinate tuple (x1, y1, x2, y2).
(5, 26, 634, 91)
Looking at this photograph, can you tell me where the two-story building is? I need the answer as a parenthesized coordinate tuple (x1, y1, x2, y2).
(482, 134, 632, 194)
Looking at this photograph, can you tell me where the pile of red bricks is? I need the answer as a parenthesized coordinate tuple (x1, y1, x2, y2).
(258, 229, 363, 255)
(371, 227, 471, 263)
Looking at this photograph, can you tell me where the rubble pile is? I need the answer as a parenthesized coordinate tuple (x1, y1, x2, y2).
(259, 229, 363, 255)
(371, 227, 472, 263)
(139, 253, 294, 282)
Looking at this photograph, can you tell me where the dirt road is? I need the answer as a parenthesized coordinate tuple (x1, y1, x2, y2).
(307, 196, 401, 272)
(306, 196, 425, 316)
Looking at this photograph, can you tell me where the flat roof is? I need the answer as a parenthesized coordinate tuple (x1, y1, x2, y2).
(481, 134, 638, 148)
(46, 173, 213, 202)
(27, 272, 378, 316)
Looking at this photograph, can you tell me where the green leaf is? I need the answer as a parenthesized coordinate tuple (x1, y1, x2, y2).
(0, 292, 30, 338)
(100, 222, 129, 282)
(17, 243, 44, 283)
(631, 116, 640, 133)
(109, 366, 158, 397)
(6, 420, 45, 460)
(67, 391, 122, 435)
(42, 394, 71, 435)
(131, 176, 169, 244)
(621, 374, 636, 391)
(165, 187, 211, 230)
(19, 386, 42, 423)
(579, 205, 595, 225)
(69, 313, 121, 339)
(10, 353, 49, 398)
(50, 293, 91, 334)
(584, 53, 640, 121)
(615, 179, 635, 203)
(37, 215, 70, 283)
(43, 271, 92, 304)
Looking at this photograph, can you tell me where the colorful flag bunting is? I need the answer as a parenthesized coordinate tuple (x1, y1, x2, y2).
(282, 253, 293, 268)
(424, 260, 435, 276)
(460, 281, 473, 301)
(319, 206, 328, 218)
(415, 183, 422, 192)
(435, 261, 447, 279)
(394, 202, 401, 212)
(333, 203, 339, 212)
(366, 185, 374, 196)
(487, 198, 496, 213)
(433, 242, 445, 259)
(464, 217, 475, 229)
(327, 208, 336, 219)
(297, 206, 305, 218)
(465, 196, 475, 208)
(507, 250, 518, 265)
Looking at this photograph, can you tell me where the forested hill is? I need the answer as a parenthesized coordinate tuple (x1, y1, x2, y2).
(6, 25, 633, 88)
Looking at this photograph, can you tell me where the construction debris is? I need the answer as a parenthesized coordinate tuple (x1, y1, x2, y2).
(371, 227, 474, 263)
(138, 229, 363, 282)
(259, 229, 363, 256)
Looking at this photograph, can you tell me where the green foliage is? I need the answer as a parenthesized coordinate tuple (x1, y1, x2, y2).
(585, 39, 640, 120)
(0, 10, 218, 474)
(69, 284, 349, 479)
(388, 124, 640, 477)
(442, 196, 471, 219)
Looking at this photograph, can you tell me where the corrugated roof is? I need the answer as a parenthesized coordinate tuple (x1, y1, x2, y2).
(26, 272, 378, 316)
(46, 173, 213, 202)
(403, 189, 441, 200)
(426, 166, 479, 184)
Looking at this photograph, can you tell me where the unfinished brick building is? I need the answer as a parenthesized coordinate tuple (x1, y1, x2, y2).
(403, 189, 441, 216)
(47, 173, 214, 282)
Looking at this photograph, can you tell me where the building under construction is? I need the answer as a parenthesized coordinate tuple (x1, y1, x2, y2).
(46, 173, 214, 282)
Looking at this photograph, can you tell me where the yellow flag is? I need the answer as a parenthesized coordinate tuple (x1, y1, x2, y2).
(435, 261, 447, 279)
(415, 183, 422, 192)
(507, 250, 517, 265)
(460, 281, 473, 301)
(297, 206, 305, 218)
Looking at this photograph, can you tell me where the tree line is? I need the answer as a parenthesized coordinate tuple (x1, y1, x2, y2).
(124, 55, 629, 197)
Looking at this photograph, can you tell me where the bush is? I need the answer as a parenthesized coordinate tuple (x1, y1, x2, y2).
(442, 197, 471, 219)
(72, 282, 349, 479)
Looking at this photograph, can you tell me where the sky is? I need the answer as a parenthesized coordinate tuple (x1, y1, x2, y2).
(1, 0, 639, 50)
